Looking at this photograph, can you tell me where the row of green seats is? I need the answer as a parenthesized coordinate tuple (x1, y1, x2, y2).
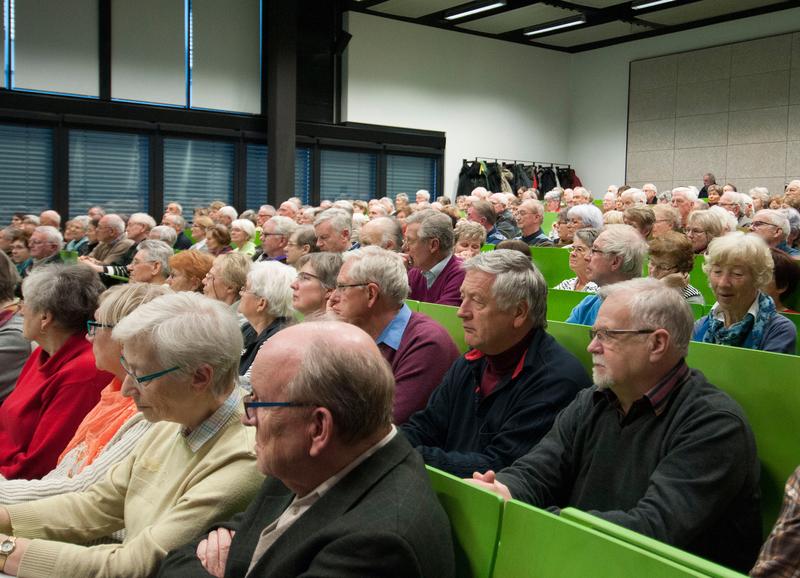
(426, 465, 746, 578)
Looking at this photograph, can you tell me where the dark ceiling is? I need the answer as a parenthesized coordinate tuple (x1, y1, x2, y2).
(345, 0, 800, 53)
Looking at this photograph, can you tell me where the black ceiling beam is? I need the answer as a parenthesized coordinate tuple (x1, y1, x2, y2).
(345, 0, 388, 9)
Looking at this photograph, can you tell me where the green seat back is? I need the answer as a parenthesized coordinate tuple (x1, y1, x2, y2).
(689, 303, 706, 320)
(481, 244, 495, 252)
(426, 466, 503, 578)
(780, 312, 800, 355)
(493, 500, 706, 577)
(404, 299, 421, 312)
(689, 255, 716, 306)
(530, 246, 572, 287)
(185, 228, 195, 243)
(542, 212, 559, 233)
(560, 508, 747, 578)
(59, 250, 79, 264)
(546, 321, 592, 372)
(254, 229, 262, 247)
(547, 289, 591, 322)
(417, 302, 466, 353)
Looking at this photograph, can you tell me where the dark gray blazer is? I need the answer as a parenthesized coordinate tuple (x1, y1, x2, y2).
(156, 433, 455, 578)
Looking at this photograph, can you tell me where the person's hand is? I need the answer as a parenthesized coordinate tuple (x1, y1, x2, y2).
(77, 260, 104, 273)
(196, 528, 235, 578)
(465, 470, 513, 501)
(0, 534, 30, 576)
(400, 253, 413, 270)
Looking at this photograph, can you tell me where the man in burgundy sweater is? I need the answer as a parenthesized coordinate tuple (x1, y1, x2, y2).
(401, 250, 591, 477)
(329, 246, 460, 424)
(404, 210, 465, 307)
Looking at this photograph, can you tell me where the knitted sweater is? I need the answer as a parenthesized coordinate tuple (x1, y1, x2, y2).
(0, 333, 112, 480)
(408, 255, 465, 307)
(4, 394, 262, 578)
(496, 369, 761, 572)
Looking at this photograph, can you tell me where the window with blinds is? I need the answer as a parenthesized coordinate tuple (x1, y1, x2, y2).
(386, 154, 437, 199)
(163, 137, 235, 210)
(69, 129, 149, 217)
(295, 147, 312, 205)
(319, 149, 376, 202)
(246, 143, 267, 210)
(0, 123, 53, 226)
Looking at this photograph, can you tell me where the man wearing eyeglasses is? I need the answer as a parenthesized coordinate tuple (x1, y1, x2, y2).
(470, 278, 761, 573)
(254, 216, 297, 263)
(750, 209, 799, 257)
(21, 226, 63, 277)
(515, 199, 553, 247)
(566, 224, 648, 326)
(157, 321, 455, 578)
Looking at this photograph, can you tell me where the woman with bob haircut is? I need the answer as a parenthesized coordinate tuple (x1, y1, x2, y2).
(693, 232, 796, 353)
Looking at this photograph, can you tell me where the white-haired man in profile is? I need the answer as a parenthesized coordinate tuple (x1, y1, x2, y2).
(471, 278, 761, 573)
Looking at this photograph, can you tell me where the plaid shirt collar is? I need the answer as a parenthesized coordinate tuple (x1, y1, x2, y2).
(182, 387, 243, 453)
(594, 359, 691, 417)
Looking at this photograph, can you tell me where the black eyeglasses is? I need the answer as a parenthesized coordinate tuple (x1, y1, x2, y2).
(333, 282, 370, 293)
(243, 394, 312, 421)
(86, 320, 114, 337)
(589, 328, 655, 344)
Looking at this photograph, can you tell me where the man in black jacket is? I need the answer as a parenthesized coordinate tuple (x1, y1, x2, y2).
(157, 321, 454, 578)
(401, 250, 591, 478)
(471, 277, 761, 573)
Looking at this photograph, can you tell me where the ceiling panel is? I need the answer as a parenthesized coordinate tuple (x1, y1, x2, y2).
(637, 0, 786, 26)
(367, 0, 467, 19)
(536, 20, 650, 47)
(457, 4, 580, 34)
(568, 0, 626, 7)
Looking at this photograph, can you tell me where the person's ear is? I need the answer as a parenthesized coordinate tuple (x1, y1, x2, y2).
(648, 328, 670, 361)
(308, 407, 334, 457)
(190, 363, 214, 394)
(511, 300, 531, 329)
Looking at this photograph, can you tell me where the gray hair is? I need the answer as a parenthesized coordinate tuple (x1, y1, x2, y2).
(296, 252, 343, 290)
(267, 215, 298, 237)
(621, 188, 647, 205)
(573, 187, 592, 200)
(463, 249, 547, 328)
(96, 283, 173, 326)
(332, 200, 354, 215)
(519, 199, 544, 217)
(708, 206, 738, 233)
(704, 232, 773, 290)
(218, 206, 238, 222)
(672, 187, 698, 202)
(215, 252, 251, 292)
(137, 239, 173, 277)
(283, 322, 394, 443)
(314, 209, 352, 234)
(165, 213, 186, 229)
(22, 264, 105, 332)
(34, 225, 64, 247)
(40, 210, 62, 226)
(150, 225, 177, 246)
(574, 227, 600, 247)
(543, 190, 562, 202)
(454, 220, 486, 244)
(129, 213, 156, 230)
(70, 215, 90, 231)
(290, 225, 318, 250)
(360, 217, 403, 251)
(405, 209, 455, 254)
(416, 189, 431, 202)
(342, 246, 409, 305)
(599, 224, 648, 276)
(231, 219, 256, 241)
(779, 207, 800, 236)
(103, 214, 125, 235)
(755, 209, 790, 238)
(656, 190, 673, 203)
(113, 292, 242, 397)
(567, 204, 604, 229)
(247, 261, 295, 318)
(598, 278, 693, 356)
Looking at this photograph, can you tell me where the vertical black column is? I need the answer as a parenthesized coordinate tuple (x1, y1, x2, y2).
(98, 0, 111, 101)
(150, 133, 164, 218)
(266, 0, 297, 206)
(53, 123, 69, 218)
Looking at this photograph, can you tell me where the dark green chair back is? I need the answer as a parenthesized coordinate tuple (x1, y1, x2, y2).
(547, 289, 591, 322)
(780, 312, 800, 355)
(493, 500, 707, 577)
(560, 508, 747, 578)
(426, 466, 503, 578)
(530, 246, 572, 287)
(417, 301, 467, 353)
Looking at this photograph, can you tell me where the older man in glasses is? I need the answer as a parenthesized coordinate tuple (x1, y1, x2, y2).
(470, 278, 761, 573)
(157, 321, 455, 578)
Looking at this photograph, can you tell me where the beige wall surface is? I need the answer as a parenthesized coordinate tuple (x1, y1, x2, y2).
(627, 32, 800, 194)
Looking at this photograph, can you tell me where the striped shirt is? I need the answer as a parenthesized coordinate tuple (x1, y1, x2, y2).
(554, 277, 598, 293)
(183, 387, 244, 453)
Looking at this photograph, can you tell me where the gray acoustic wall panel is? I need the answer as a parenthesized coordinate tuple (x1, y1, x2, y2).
(627, 31, 800, 191)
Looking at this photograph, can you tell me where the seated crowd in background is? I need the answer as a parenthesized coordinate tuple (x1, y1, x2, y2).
(0, 178, 799, 575)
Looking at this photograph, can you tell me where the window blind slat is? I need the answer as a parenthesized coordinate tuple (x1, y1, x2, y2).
(295, 147, 312, 205)
(386, 154, 437, 199)
(69, 129, 149, 216)
(319, 149, 376, 202)
(0, 123, 53, 226)
(164, 138, 235, 210)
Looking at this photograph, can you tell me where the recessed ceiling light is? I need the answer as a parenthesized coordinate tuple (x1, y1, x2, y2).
(524, 15, 586, 37)
(444, 0, 507, 21)
(631, 0, 679, 10)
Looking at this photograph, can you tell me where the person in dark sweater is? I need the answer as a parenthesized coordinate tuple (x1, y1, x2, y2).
(405, 210, 466, 307)
(329, 246, 460, 424)
(515, 199, 553, 246)
(401, 250, 591, 477)
(471, 278, 762, 573)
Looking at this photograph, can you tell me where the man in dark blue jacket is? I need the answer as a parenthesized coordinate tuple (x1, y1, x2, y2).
(401, 250, 591, 478)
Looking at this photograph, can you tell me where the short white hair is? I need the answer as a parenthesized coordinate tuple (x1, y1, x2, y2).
(416, 189, 431, 201)
(247, 261, 295, 318)
(231, 219, 256, 241)
(266, 215, 298, 237)
(672, 187, 698, 202)
(102, 214, 126, 235)
(113, 292, 242, 397)
(708, 206, 738, 232)
(150, 225, 177, 246)
(573, 187, 592, 200)
(621, 188, 647, 205)
(218, 206, 238, 222)
(33, 225, 63, 247)
(754, 209, 790, 238)
(314, 209, 352, 234)
(129, 213, 157, 230)
(567, 204, 603, 229)
(598, 224, 648, 277)
(342, 246, 410, 306)
(489, 193, 508, 207)
(137, 240, 173, 276)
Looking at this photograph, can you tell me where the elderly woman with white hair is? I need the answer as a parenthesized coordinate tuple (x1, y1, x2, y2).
(693, 232, 796, 353)
(543, 189, 562, 212)
(230, 219, 256, 258)
(0, 292, 262, 578)
(685, 209, 728, 254)
(0, 283, 170, 506)
(149, 225, 177, 247)
(238, 261, 295, 385)
(566, 204, 604, 235)
(554, 228, 600, 293)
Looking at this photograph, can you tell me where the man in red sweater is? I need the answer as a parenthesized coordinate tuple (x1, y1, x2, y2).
(329, 246, 460, 424)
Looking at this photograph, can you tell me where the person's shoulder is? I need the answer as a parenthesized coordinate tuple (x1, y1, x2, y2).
(674, 369, 751, 424)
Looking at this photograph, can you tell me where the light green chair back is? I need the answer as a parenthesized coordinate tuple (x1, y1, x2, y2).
(530, 246, 572, 287)
(59, 250, 78, 264)
(689, 255, 716, 306)
(404, 299, 421, 312)
(546, 321, 592, 372)
(542, 212, 559, 233)
(560, 508, 747, 578)
(493, 500, 707, 577)
(254, 229, 262, 247)
(547, 289, 591, 322)
(426, 466, 503, 578)
(417, 301, 467, 353)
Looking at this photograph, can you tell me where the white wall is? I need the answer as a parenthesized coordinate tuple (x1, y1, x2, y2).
(344, 11, 572, 197)
(569, 8, 800, 195)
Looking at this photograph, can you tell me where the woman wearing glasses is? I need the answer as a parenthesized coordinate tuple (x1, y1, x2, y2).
(0, 283, 169, 506)
(290, 252, 342, 321)
(0, 265, 110, 481)
(553, 228, 599, 292)
(0, 292, 262, 578)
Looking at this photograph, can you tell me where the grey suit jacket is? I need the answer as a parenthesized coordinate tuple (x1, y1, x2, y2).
(156, 433, 455, 577)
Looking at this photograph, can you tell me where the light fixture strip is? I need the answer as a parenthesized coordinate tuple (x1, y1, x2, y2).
(524, 17, 585, 37)
(631, 0, 678, 10)
(444, 1, 506, 21)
